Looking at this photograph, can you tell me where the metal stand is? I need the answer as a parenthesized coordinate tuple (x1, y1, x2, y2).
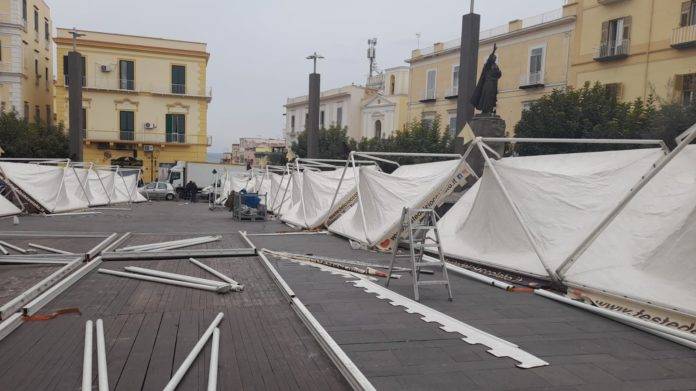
(385, 207, 452, 302)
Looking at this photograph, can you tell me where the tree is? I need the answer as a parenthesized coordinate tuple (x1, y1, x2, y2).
(0, 111, 69, 158)
(648, 102, 696, 149)
(513, 82, 660, 156)
(290, 125, 351, 159)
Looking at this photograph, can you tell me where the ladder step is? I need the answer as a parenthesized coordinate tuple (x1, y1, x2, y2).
(416, 280, 450, 286)
(411, 225, 436, 230)
(393, 254, 412, 259)
(414, 262, 440, 267)
(413, 243, 440, 249)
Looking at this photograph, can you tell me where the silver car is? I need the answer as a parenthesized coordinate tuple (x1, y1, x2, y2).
(139, 181, 176, 200)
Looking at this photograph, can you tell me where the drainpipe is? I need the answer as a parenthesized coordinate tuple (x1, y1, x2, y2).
(642, 0, 655, 100)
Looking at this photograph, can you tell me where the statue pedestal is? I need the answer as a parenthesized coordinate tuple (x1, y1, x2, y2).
(456, 114, 506, 177)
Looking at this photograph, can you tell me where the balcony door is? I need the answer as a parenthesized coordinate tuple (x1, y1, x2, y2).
(119, 60, 134, 90)
(166, 114, 185, 143)
(171, 65, 186, 94)
(119, 111, 134, 141)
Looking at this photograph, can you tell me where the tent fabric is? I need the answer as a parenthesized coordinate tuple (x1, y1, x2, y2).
(269, 173, 291, 213)
(437, 148, 665, 278)
(0, 193, 20, 217)
(564, 145, 696, 316)
(281, 167, 367, 229)
(86, 169, 113, 206)
(111, 171, 146, 204)
(329, 159, 470, 249)
(0, 162, 90, 213)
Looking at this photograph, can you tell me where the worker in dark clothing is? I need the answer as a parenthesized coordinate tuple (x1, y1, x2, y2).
(188, 181, 199, 203)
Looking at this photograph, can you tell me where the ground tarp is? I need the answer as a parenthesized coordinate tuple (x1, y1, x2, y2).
(437, 146, 696, 316)
(329, 159, 470, 250)
(281, 167, 367, 229)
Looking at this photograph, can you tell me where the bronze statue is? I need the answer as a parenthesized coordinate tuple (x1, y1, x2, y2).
(471, 44, 502, 115)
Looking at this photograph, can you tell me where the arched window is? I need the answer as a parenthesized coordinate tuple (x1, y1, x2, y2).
(389, 75, 396, 95)
(375, 120, 382, 139)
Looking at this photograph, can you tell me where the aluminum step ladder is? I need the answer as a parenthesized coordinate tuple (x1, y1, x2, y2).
(385, 207, 452, 302)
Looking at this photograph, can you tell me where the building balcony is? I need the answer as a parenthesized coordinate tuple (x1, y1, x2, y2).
(419, 90, 437, 103)
(70, 79, 212, 101)
(519, 72, 545, 89)
(444, 86, 458, 99)
(594, 39, 630, 62)
(84, 129, 211, 146)
(671, 25, 696, 49)
(597, 0, 628, 4)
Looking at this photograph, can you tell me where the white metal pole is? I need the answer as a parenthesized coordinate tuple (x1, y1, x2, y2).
(189, 258, 242, 290)
(27, 243, 74, 255)
(556, 123, 696, 278)
(164, 312, 224, 391)
(82, 320, 93, 391)
(207, 327, 220, 391)
(0, 244, 7, 255)
(475, 140, 561, 283)
(0, 240, 27, 253)
(123, 266, 230, 290)
(322, 159, 350, 227)
(350, 152, 371, 245)
(96, 319, 109, 391)
(51, 165, 68, 213)
(98, 269, 225, 292)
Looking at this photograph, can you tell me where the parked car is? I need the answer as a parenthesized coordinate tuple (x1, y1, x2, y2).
(139, 182, 176, 200)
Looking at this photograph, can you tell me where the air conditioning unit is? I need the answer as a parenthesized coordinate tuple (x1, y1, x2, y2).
(143, 145, 154, 152)
(100, 65, 112, 73)
(144, 122, 157, 130)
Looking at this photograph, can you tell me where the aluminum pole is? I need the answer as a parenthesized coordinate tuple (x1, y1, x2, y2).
(123, 266, 231, 290)
(98, 269, 226, 292)
(82, 320, 93, 391)
(96, 319, 109, 391)
(207, 327, 220, 391)
(164, 312, 224, 391)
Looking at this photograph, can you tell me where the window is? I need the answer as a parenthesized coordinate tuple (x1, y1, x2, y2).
(336, 107, 343, 127)
(63, 55, 86, 86)
(290, 115, 295, 132)
(522, 101, 536, 113)
(605, 83, 623, 101)
(34, 105, 40, 122)
(528, 47, 544, 84)
(23, 102, 28, 120)
(677, 74, 696, 105)
(680, 1, 696, 27)
(166, 114, 185, 143)
(119, 60, 134, 90)
(171, 65, 186, 94)
(448, 114, 457, 137)
(82, 108, 87, 136)
(45, 67, 48, 88)
(46, 105, 51, 126)
(374, 120, 382, 139)
(44, 20, 49, 41)
(145, 183, 156, 190)
(119, 111, 135, 141)
(34, 59, 38, 76)
(320, 110, 325, 128)
(452, 65, 459, 95)
(422, 113, 435, 127)
(22, 0, 27, 21)
(389, 75, 396, 95)
(599, 17, 631, 58)
(33, 9, 38, 32)
(425, 69, 437, 100)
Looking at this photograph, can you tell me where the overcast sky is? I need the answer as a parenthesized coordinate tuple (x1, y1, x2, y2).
(48, 0, 563, 152)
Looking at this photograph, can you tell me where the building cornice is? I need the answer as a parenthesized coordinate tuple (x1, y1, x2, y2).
(54, 37, 210, 61)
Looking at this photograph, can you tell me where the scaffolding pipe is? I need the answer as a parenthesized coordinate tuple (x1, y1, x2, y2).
(123, 266, 231, 291)
(163, 312, 225, 391)
(82, 320, 93, 391)
(27, 243, 74, 255)
(98, 269, 226, 292)
(96, 319, 109, 391)
(0, 240, 27, 253)
(207, 327, 220, 391)
(189, 258, 243, 291)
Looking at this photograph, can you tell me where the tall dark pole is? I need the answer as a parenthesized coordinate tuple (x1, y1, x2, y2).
(68, 28, 85, 161)
(306, 52, 323, 158)
(455, 1, 480, 142)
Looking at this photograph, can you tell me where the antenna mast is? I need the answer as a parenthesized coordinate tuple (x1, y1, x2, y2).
(367, 38, 377, 77)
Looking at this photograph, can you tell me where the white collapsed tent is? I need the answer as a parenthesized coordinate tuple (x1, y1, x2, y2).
(438, 128, 696, 316)
(269, 171, 292, 213)
(328, 152, 474, 250)
(0, 160, 144, 213)
(0, 193, 20, 217)
(280, 159, 377, 229)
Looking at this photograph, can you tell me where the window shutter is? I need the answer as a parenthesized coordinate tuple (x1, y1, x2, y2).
(675, 75, 685, 92)
(681, 2, 691, 27)
(622, 16, 632, 40)
(600, 21, 609, 45)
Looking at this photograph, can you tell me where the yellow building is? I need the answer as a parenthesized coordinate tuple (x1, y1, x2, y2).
(54, 29, 212, 182)
(407, 8, 575, 137)
(565, 0, 696, 104)
(0, 0, 53, 121)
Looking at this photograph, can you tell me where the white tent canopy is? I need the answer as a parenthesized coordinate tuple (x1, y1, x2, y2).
(281, 165, 372, 229)
(438, 132, 696, 316)
(329, 154, 472, 250)
(0, 193, 20, 217)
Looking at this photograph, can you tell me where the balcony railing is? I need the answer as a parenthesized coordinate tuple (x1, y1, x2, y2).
(420, 89, 437, 102)
(672, 25, 696, 49)
(519, 72, 545, 89)
(445, 86, 458, 99)
(171, 83, 186, 94)
(594, 39, 630, 61)
(85, 129, 209, 145)
(119, 78, 135, 91)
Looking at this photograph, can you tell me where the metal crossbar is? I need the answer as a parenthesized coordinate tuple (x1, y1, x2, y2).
(385, 207, 452, 302)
